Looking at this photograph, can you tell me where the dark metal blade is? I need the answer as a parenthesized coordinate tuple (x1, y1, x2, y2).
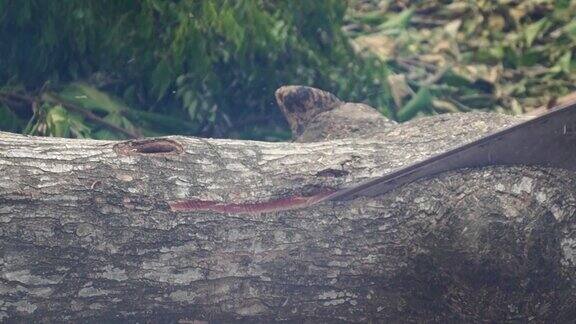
(323, 100, 576, 201)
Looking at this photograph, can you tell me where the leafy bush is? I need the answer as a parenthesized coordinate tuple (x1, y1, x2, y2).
(0, 0, 391, 140)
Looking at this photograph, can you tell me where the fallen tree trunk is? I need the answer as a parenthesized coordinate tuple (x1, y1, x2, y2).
(0, 87, 575, 322)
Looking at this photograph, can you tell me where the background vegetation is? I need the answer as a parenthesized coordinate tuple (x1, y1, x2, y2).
(0, 0, 390, 140)
(348, 0, 576, 116)
(0, 0, 574, 140)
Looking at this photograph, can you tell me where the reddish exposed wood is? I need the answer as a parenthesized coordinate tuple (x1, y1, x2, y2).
(169, 190, 336, 214)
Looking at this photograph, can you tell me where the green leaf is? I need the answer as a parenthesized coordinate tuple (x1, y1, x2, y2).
(551, 51, 572, 74)
(378, 9, 413, 31)
(58, 83, 123, 114)
(219, 8, 245, 50)
(565, 19, 576, 41)
(201, 1, 218, 27)
(524, 18, 549, 47)
(510, 99, 523, 115)
(354, 11, 386, 25)
(104, 113, 123, 126)
(151, 59, 174, 100)
(68, 113, 91, 138)
(397, 87, 432, 122)
(46, 105, 70, 137)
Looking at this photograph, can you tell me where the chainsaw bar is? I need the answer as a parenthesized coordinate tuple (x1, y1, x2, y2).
(322, 100, 576, 202)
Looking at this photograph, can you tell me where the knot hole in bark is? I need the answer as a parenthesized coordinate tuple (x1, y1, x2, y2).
(114, 139, 183, 156)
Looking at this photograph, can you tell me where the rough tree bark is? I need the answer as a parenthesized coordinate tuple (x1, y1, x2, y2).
(0, 86, 575, 323)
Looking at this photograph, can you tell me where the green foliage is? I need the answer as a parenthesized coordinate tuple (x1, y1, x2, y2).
(397, 87, 432, 122)
(0, 103, 21, 132)
(348, 0, 576, 115)
(0, 0, 392, 140)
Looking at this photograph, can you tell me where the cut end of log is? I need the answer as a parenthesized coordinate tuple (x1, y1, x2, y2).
(275, 85, 343, 137)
